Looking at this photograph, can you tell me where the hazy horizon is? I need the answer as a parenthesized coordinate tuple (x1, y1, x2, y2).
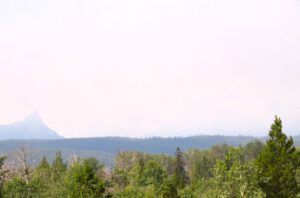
(1, 0, 300, 138)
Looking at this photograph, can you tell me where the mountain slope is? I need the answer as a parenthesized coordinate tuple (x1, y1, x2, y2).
(0, 112, 63, 140)
(0, 135, 260, 156)
(0, 135, 298, 166)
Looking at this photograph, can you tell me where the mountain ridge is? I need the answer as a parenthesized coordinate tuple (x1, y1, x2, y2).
(0, 134, 299, 166)
(0, 112, 63, 140)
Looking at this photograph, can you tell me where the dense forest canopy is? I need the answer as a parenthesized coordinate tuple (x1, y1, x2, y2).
(0, 117, 299, 197)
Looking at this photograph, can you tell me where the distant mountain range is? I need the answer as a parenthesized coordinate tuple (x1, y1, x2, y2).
(0, 114, 299, 166)
(0, 112, 63, 140)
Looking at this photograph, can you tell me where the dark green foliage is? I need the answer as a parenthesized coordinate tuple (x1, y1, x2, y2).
(173, 147, 188, 189)
(2, 176, 42, 198)
(83, 157, 104, 173)
(0, 117, 299, 197)
(141, 160, 166, 187)
(0, 135, 263, 166)
(186, 146, 229, 183)
(34, 156, 51, 181)
(46, 151, 68, 197)
(51, 151, 67, 182)
(256, 116, 300, 197)
(160, 177, 179, 198)
(243, 140, 265, 161)
(191, 155, 212, 180)
(213, 147, 264, 197)
(64, 160, 105, 198)
(30, 156, 51, 196)
(2, 177, 28, 197)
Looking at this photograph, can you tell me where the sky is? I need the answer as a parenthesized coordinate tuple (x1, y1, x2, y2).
(0, 0, 300, 138)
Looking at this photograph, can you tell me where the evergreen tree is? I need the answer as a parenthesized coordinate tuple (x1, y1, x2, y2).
(35, 157, 51, 179)
(256, 116, 300, 197)
(173, 147, 188, 189)
(49, 151, 67, 197)
(143, 160, 166, 188)
(160, 177, 178, 198)
(132, 159, 167, 196)
(51, 151, 67, 182)
(64, 160, 105, 197)
(31, 156, 51, 196)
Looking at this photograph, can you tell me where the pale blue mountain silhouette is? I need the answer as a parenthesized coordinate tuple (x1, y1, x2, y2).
(0, 112, 63, 140)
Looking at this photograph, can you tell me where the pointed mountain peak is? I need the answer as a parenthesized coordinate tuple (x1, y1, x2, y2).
(0, 112, 63, 140)
(22, 111, 43, 123)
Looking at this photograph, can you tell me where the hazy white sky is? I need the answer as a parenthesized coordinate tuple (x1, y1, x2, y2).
(0, 0, 300, 138)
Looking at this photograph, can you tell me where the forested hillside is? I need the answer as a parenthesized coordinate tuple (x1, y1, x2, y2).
(0, 135, 259, 166)
(0, 134, 299, 167)
(0, 117, 299, 197)
(0, 135, 258, 152)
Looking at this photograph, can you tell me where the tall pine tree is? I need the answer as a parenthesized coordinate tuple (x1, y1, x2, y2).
(173, 147, 188, 189)
(256, 116, 299, 197)
(51, 151, 67, 181)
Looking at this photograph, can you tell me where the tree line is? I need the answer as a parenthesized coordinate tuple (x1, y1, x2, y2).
(0, 116, 299, 197)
